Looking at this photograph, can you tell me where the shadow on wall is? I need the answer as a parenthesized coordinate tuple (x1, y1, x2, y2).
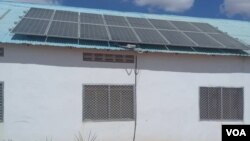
(1, 44, 250, 74)
(0, 45, 135, 70)
(137, 53, 250, 74)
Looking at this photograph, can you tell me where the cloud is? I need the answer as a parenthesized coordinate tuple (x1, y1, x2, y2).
(134, 0, 195, 12)
(220, 0, 250, 18)
(8, 0, 62, 5)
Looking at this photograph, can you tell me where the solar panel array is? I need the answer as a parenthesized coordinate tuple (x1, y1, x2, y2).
(12, 8, 249, 50)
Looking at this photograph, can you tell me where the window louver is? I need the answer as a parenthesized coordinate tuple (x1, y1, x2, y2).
(200, 87, 243, 121)
(0, 83, 3, 122)
(83, 85, 135, 121)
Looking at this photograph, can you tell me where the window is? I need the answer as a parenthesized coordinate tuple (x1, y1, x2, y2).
(0, 82, 3, 122)
(83, 85, 135, 121)
(83, 52, 134, 63)
(0, 48, 4, 57)
(200, 87, 243, 121)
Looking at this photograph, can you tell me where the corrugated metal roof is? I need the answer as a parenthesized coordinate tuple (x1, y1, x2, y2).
(0, 1, 250, 56)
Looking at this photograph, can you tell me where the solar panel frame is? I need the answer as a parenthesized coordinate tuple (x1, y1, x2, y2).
(170, 21, 201, 32)
(80, 13, 104, 25)
(148, 19, 177, 30)
(47, 21, 78, 39)
(184, 32, 225, 48)
(108, 26, 140, 43)
(126, 17, 154, 29)
(134, 28, 168, 45)
(191, 22, 221, 33)
(25, 8, 54, 20)
(80, 24, 110, 41)
(104, 15, 129, 27)
(53, 10, 79, 22)
(159, 30, 197, 47)
(208, 33, 249, 50)
(12, 18, 50, 36)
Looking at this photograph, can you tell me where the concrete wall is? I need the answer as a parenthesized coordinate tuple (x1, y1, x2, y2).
(0, 45, 135, 141)
(135, 53, 250, 141)
(0, 45, 250, 141)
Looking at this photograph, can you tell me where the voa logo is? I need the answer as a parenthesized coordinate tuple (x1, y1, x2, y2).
(226, 129, 246, 136)
(222, 125, 250, 141)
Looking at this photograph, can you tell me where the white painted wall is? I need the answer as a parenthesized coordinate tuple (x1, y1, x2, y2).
(0, 45, 250, 141)
(0, 45, 135, 141)
(135, 53, 250, 141)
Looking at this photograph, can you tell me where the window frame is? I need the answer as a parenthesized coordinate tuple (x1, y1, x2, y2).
(82, 84, 136, 122)
(0, 82, 4, 123)
(199, 87, 244, 122)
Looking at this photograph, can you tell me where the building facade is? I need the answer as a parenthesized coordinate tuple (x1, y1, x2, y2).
(1, 1, 250, 141)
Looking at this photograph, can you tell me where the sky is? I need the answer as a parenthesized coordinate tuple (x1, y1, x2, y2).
(5, 0, 250, 20)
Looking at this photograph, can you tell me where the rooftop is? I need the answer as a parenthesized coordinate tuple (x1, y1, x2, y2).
(0, 1, 250, 56)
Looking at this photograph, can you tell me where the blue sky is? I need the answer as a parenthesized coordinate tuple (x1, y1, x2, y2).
(7, 0, 250, 20)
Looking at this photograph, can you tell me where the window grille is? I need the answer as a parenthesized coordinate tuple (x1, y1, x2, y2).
(0, 48, 4, 57)
(83, 52, 134, 63)
(0, 83, 3, 122)
(83, 85, 135, 121)
(200, 87, 243, 121)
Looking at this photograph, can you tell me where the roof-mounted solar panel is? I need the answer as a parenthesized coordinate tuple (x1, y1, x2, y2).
(127, 17, 154, 28)
(25, 8, 54, 19)
(208, 33, 249, 50)
(47, 21, 78, 38)
(191, 22, 220, 33)
(104, 15, 129, 27)
(80, 13, 104, 25)
(53, 10, 78, 22)
(159, 30, 196, 47)
(80, 24, 109, 41)
(12, 7, 249, 51)
(170, 21, 201, 32)
(148, 19, 177, 30)
(184, 32, 224, 48)
(108, 26, 139, 43)
(134, 28, 168, 45)
(12, 18, 50, 36)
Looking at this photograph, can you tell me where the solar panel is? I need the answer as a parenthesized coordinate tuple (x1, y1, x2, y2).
(47, 21, 78, 38)
(80, 13, 104, 24)
(104, 15, 129, 27)
(191, 22, 220, 33)
(80, 24, 109, 41)
(134, 28, 167, 44)
(12, 7, 249, 51)
(12, 18, 49, 36)
(159, 30, 196, 47)
(108, 26, 139, 43)
(148, 19, 177, 30)
(170, 21, 201, 32)
(185, 32, 224, 48)
(127, 17, 153, 28)
(53, 10, 78, 22)
(25, 8, 54, 20)
(208, 33, 248, 49)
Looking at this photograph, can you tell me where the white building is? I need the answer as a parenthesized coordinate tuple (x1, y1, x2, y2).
(0, 1, 250, 141)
